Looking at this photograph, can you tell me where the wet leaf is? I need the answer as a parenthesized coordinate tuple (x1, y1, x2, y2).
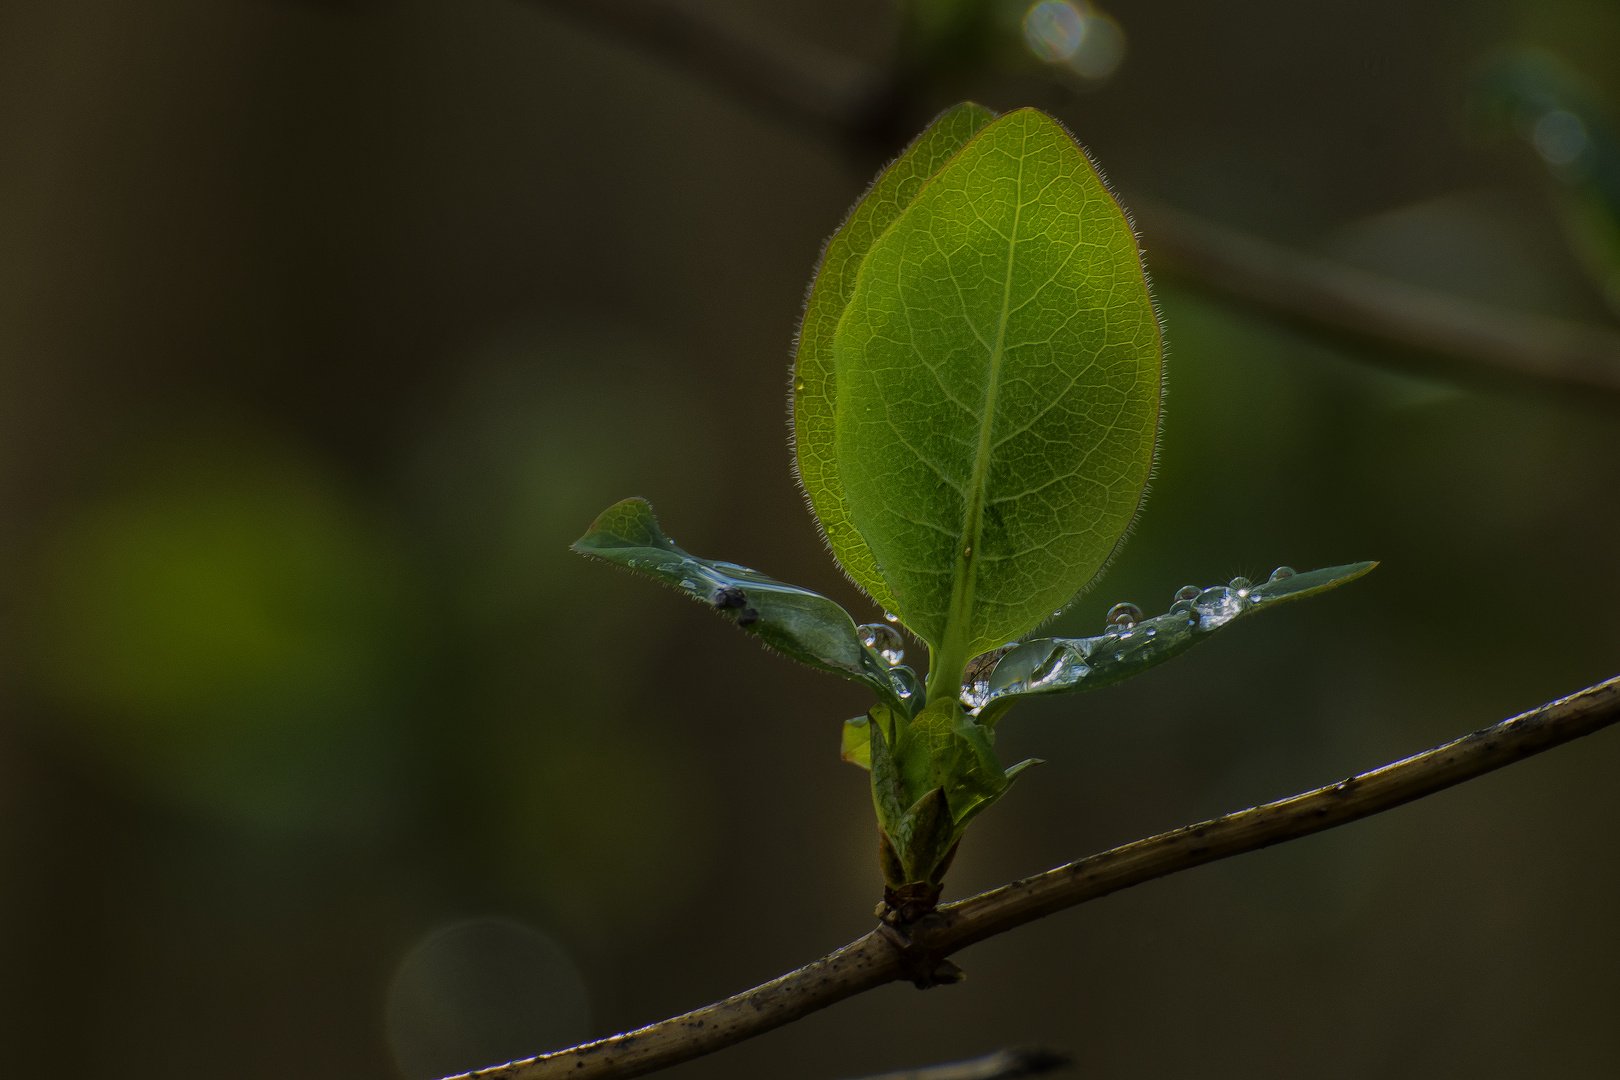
(795, 102, 997, 616)
(572, 498, 913, 714)
(976, 562, 1378, 724)
(832, 107, 1163, 697)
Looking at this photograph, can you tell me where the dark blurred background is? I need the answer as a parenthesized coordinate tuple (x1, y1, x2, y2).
(2, 0, 1619, 1077)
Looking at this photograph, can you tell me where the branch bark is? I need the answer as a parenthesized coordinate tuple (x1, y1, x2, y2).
(447, 672, 1620, 1080)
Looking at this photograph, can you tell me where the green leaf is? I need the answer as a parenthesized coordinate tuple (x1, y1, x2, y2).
(841, 713, 872, 769)
(572, 498, 915, 714)
(896, 698, 1008, 826)
(863, 697, 1031, 884)
(974, 562, 1378, 724)
(794, 101, 997, 618)
(831, 107, 1164, 699)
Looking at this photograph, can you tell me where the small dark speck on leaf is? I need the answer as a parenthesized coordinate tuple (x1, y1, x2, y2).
(712, 586, 747, 609)
(737, 607, 761, 627)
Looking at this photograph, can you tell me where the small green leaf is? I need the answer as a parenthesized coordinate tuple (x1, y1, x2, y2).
(898, 699, 1008, 826)
(795, 102, 997, 616)
(863, 696, 1031, 884)
(832, 107, 1164, 699)
(867, 705, 911, 834)
(975, 561, 1378, 724)
(841, 713, 872, 769)
(572, 498, 914, 714)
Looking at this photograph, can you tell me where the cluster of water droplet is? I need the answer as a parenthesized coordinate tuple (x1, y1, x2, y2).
(955, 565, 1304, 715)
(857, 622, 905, 666)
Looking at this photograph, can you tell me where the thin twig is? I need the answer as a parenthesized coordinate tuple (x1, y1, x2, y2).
(521, 0, 896, 138)
(521, 0, 1620, 393)
(1131, 197, 1620, 395)
(844, 1046, 1073, 1080)
(447, 673, 1620, 1080)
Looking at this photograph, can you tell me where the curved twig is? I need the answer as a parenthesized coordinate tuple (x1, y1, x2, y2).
(521, 0, 896, 139)
(447, 673, 1620, 1080)
(845, 1046, 1073, 1080)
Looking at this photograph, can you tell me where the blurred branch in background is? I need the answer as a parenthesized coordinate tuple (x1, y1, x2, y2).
(1134, 197, 1620, 396)
(448, 673, 1620, 1080)
(523, 0, 1620, 396)
(528, 0, 900, 140)
(846, 1047, 1074, 1080)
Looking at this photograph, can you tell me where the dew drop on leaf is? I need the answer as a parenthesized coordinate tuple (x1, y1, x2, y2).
(1105, 601, 1143, 630)
(1174, 585, 1199, 602)
(1228, 576, 1252, 591)
(857, 622, 905, 666)
(883, 610, 899, 623)
(960, 679, 991, 711)
(1269, 566, 1295, 582)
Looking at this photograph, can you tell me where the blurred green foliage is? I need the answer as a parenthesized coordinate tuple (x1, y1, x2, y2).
(23, 424, 419, 835)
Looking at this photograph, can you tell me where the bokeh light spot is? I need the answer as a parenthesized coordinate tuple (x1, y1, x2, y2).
(1532, 109, 1588, 165)
(1066, 8, 1125, 80)
(1023, 1, 1126, 81)
(1023, 1, 1086, 62)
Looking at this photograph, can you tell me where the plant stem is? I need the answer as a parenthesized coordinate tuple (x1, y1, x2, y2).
(443, 672, 1620, 1080)
(845, 1046, 1073, 1080)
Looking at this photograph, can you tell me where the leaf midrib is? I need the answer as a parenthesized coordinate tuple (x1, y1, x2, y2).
(928, 126, 1029, 701)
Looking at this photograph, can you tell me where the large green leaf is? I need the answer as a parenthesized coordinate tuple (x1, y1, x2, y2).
(572, 498, 917, 714)
(973, 562, 1377, 724)
(794, 102, 997, 617)
(832, 107, 1164, 699)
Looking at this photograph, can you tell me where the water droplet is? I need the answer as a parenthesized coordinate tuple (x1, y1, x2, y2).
(1143, 627, 1156, 638)
(1105, 601, 1143, 631)
(794, 377, 806, 392)
(1192, 586, 1242, 627)
(962, 546, 973, 559)
(883, 610, 900, 624)
(1269, 566, 1295, 582)
(959, 679, 991, 711)
(857, 623, 905, 666)
(1113, 651, 1124, 662)
(1175, 585, 1199, 602)
(679, 578, 700, 592)
(1228, 576, 1252, 591)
